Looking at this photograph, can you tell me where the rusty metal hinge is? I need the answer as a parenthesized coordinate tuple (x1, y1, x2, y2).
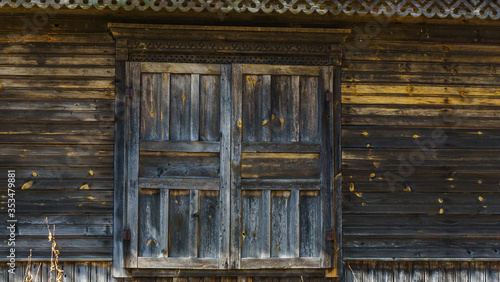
(327, 231, 335, 241)
(325, 91, 333, 102)
(123, 230, 131, 241)
(126, 88, 133, 97)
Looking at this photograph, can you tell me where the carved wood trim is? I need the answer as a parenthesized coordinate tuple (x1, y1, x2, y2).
(108, 24, 351, 65)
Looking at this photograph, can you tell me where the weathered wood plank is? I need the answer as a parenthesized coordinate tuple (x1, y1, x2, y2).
(241, 153, 320, 179)
(241, 142, 320, 153)
(241, 191, 266, 259)
(300, 76, 320, 143)
(299, 191, 321, 258)
(141, 73, 161, 141)
(199, 191, 220, 259)
(170, 73, 192, 141)
(242, 65, 320, 76)
(137, 258, 219, 269)
(125, 61, 141, 268)
(189, 190, 200, 258)
(141, 63, 221, 74)
(200, 74, 220, 142)
(160, 73, 171, 141)
(291, 75, 300, 142)
(191, 74, 200, 142)
(139, 177, 220, 190)
(139, 189, 163, 258)
(271, 75, 293, 142)
(320, 66, 334, 268)
(239, 257, 322, 269)
(241, 179, 321, 190)
(218, 64, 232, 269)
(141, 141, 220, 152)
(230, 63, 243, 269)
(169, 190, 190, 257)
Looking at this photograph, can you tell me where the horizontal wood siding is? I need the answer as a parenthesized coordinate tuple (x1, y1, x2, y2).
(3, 261, 500, 281)
(1, 261, 112, 281)
(346, 261, 500, 282)
(0, 16, 115, 260)
(342, 25, 500, 260)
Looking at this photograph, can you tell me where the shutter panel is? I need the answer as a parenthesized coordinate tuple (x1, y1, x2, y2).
(231, 64, 335, 269)
(126, 63, 231, 269)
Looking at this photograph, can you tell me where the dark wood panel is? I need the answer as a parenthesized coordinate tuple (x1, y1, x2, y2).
(241, 153, 320, 179)
(169, 190, 191, 257)
(139, 177, 220, 190)
(141, 140, 220, 152)
(140, 151, 220, 178)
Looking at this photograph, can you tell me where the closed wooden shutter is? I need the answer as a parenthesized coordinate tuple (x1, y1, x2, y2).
(124, 62, 335, 270)
(230, 64, 335, 269)
(125, 62, 231, 269)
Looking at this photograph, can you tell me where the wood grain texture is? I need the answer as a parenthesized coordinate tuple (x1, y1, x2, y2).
(342, 25, 500, 261)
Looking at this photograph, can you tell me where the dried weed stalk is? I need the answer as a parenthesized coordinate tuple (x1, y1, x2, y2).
(46, 218, 64, 282)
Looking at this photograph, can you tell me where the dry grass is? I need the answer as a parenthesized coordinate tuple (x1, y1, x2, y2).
(47, 218, 64, 282)
(23, 217, 64, 282)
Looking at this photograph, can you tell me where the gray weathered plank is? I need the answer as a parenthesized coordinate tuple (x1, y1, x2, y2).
(219, 64, 232, 269)
(320, 65, 334, 269)
(125, 61, 141, 268)
(169, 190, 191, 257)
(242, 179, 321, 190)
(230, 63, 243, 269)
(141, 140, 220, 153)
(139, 177, 220, 190)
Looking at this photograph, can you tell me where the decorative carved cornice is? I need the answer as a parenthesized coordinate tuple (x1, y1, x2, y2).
(1, 0, 499, 19)
(109, 24, 351, 65)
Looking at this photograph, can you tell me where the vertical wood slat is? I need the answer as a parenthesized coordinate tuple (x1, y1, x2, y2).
(139, 189, 161, 258)
(320, 66, 334, 269)
(426, 261, 439, 282)
(219, 64, 232, 269)
(410, 262, 425, 282)
(230, 63, 243, 269)
(261, 74, 272, 261)
(289, 189, 300, 258)
(169, 190, 190, 257)
(113, 61, 129, 278)
(170, 74, 191, 141)
(241, 191, 264, 258)
(189, 189, 199, 258)
(191, 74, 200, 141)
(200, 74, 220, 141)
(125, 61, 141, 268)
(456, 262, 470, 282)
(160, 189, 169, 258)
(271, 75, 292, 142)
(161, 73, 170, 141)
(291, 75, 300, 142)
(299, 76, 319, 143)
(189, 73, 201, 258)
(333, 65, 343, 275)
(140, 74, 159, 140)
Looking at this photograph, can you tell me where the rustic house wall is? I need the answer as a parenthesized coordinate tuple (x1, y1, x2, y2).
(0, 12, 499, 281)
(0, 16, 115, 260)
(342, 24, 500, 260)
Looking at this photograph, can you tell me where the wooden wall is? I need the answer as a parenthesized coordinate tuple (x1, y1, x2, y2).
(342, 24, 500, 260)
(1, 261, 112, 281)
(0, 11, 499, 279)
(0, 16, 115, 260)
(345, 261, 500, 282)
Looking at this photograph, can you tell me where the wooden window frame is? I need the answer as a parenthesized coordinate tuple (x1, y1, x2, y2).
(110, 23, 349, 279)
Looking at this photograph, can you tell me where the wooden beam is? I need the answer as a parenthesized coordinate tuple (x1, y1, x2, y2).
(140, 140, 220, 153)
(139, 177, 220, 190)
